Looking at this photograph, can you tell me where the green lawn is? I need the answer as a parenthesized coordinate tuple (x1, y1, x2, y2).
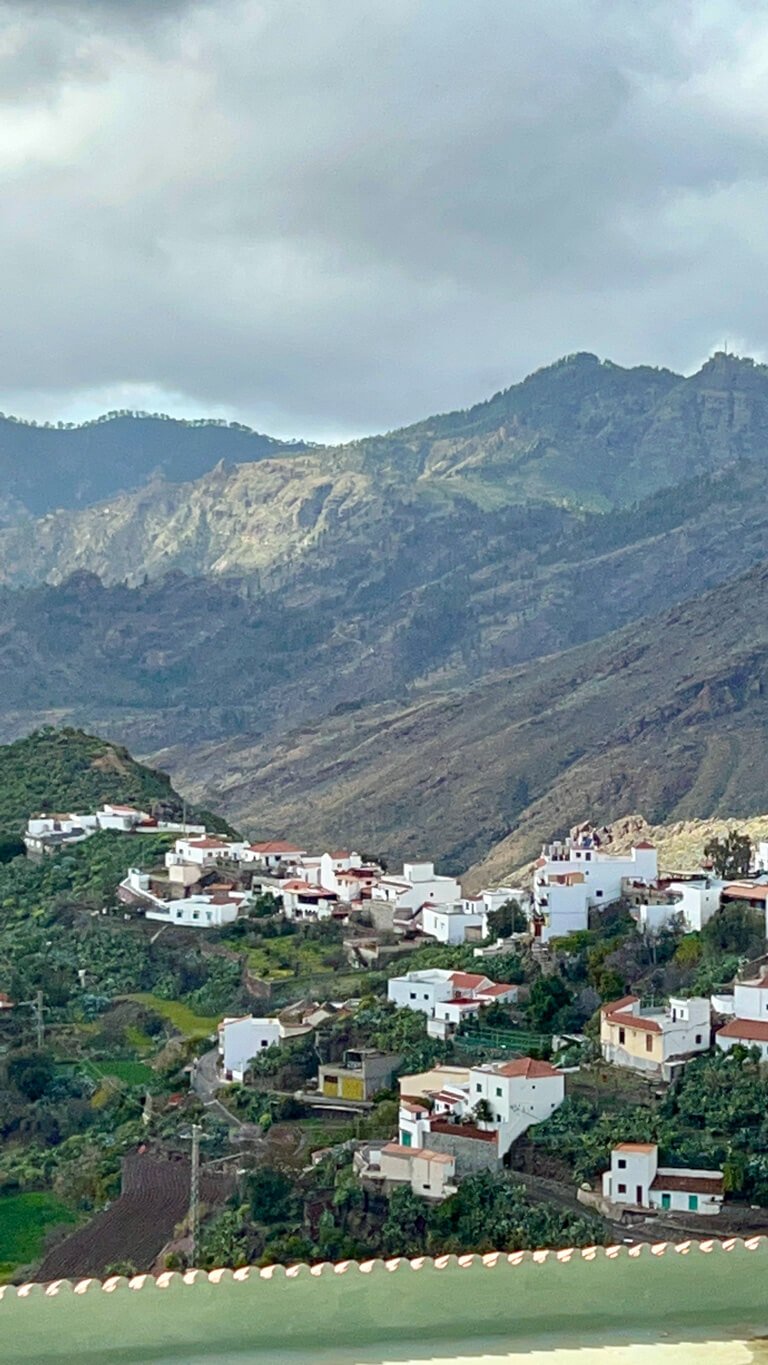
(122, 993, 220, 1040)
(0, 1193, 76, 1276)
(82, 1059, 155, 1086)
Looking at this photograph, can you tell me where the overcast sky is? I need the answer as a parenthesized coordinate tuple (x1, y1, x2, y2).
(1, 0, 767, 442)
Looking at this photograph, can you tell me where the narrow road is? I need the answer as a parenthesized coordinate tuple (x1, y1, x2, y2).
(190, 1047, 242, 1128)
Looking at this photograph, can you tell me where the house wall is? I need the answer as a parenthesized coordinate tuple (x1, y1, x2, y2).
(602, 1148, 657, 1206)
(716, 1032, 768, 1061)
(468, 1069, 564, 1152)
(388, 977, 446, 1015)
(220, 1017, 281, 1081)
(733, 981, 768, 1022)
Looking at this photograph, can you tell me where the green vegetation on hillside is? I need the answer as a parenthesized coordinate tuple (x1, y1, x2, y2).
(0, 1193, 76, 1278)
(0, 727, 236, 839)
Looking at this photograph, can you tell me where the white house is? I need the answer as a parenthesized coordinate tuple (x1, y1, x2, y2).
(397, 1056, 564, 1159)
(602, 1143, 724, 1216)
(634, 879, 722, 935)
(601, 994, 711, 1080)
(96, 803, 151, 831)
(716, 971, 768, 1059)
(280, 880, 340, 920)
(420, 901, 488, 945)
(170, 836, 248, 866)
(388, 969, 518, 1038)
(372, 861, 462, 915)
(242, 841, 307, 870)
(145, 893, 243, 928)
(533, 837, 658, 942)
(218, 1015, 282, 1082)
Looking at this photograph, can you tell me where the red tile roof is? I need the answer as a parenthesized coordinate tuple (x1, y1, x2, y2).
(615, 1142, 656, 1153)
(717, 1018, 768, 1042)
(450, 972, 490, 991)
(634, 840, 656, 850)
(250, 841, 304, 854)
(723, 884, 768, 902)
(480, 983, 517, 998)
(185, 837, 232, 850)
(601, 994, 639, 1014)
(651, 1172, 724, 1196)
(604, 1011, 662, 1035)
(491, 1058, 561, 1079)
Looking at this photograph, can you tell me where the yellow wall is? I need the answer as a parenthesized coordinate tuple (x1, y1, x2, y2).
(340, 1075, 364, 1101)
(602, 1020, 663, 1062)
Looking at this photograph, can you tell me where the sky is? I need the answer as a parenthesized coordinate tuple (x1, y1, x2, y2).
(1, 0, 768, 443)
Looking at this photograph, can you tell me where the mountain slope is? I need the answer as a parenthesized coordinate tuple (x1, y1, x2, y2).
(0, 464, 765, 758)
(3, 352, 768, 587)
(0, 412, 309, 517)
(156, 558, 768, 880)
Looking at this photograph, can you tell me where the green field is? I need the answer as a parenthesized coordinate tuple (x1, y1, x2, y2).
(122, 993, 220, 1040)
(82, 1059, 154, 1086)
(0, 1193, 76, 1277)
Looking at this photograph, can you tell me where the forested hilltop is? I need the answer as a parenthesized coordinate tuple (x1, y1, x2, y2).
(0, 729, 234, 847)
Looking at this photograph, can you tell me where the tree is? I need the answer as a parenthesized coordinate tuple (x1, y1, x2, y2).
(704, 830, 752, 880)
(526, 976, 572, 1032)
(473, 1099, 494, 1124)
(701, 902, 765, 958)
(487, 899, 527, 939)
(381, 1185, 428, 1256)
(8, 1050, 56, 1101)
(247, 1167, 296, 1224)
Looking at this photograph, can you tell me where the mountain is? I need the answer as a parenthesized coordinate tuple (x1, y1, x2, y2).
(0, 727, 233, 839)
(0, 461, 764, 759)
(0, 411, 310, 518)
(154, 558, 768, 883)
(2, 351, 768, 876)
(2, 352, 768, 587)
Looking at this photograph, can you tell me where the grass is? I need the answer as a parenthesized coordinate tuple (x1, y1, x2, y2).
(245, 939, 335, 980)
(82, 1059, 155, 1086)
(0, 1193, 76, 1276)
(121, 993, 220, 1040)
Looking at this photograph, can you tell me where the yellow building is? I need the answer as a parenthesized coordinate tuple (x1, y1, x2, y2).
(319, 1048, 400, 1102)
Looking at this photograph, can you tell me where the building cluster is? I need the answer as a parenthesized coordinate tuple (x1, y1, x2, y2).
(24, 804, 205, 856)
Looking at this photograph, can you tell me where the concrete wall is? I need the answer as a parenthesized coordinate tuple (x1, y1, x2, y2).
(424, 1129, 501, 1176)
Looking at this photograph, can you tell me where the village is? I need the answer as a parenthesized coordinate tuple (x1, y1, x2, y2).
(8, 801, 768, 1265)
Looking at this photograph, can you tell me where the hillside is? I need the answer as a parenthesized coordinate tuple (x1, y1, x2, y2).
(0, 412, 309, 518)
(154, 558, 768, 880)
(3, 352, 768, 587)
(0, 728, 229, 838)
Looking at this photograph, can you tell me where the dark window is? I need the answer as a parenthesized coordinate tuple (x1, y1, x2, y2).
(618, 1028, 625, 1044)
(596, 889, 603, 898)
(695, 1034, 702, 1044)
(617, 1159, 626, 1169)
(495, 1087, 502, 1097)
(618, 1183, 626, 1194)
(645, 1035, 653, 1052)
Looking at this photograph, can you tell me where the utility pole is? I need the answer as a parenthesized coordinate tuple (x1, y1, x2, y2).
(180, 1123, 211, 1265)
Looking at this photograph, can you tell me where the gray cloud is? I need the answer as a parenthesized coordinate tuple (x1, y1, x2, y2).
(0, 0, 767, 439)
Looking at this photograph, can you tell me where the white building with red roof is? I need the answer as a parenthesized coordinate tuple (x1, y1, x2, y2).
(170, 835, 248, 866)
(602, 1143, 724, 1216)
(387, 968, 518, 1037)
(241, 840, 308, 871)
(716, 972, 768, 1061)
(397, 1055, 565, 1161)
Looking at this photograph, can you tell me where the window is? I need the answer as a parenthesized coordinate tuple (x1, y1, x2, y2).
(410, 992, 416, 1000)
(585, 852, 592, 861)
(617, 1159, 626, 1169)
(618, 1028, 625, 1044)
(695, 1034, 702, 1044)
(617, 1183, 626, 1194)
(645, 1035, 653, 1052)
(496, 1114, 502, 1122)
(496, 1087, 502, 1097)
(596, 889, 602, 898)
(476, 1083, 482, 1092)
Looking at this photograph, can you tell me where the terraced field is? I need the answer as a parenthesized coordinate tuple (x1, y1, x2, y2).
(35, 1154, 233, 1281)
